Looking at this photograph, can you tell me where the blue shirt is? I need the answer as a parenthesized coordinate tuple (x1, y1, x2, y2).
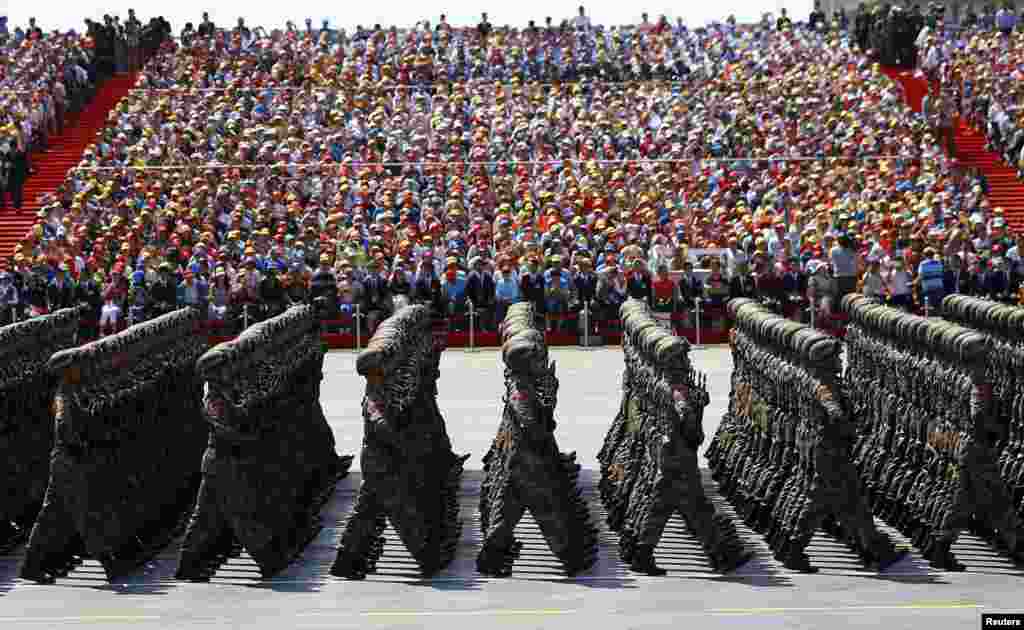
(918, 258, 945, 294)
(442, 271, 467, 301)
(494, 271, 520, 301)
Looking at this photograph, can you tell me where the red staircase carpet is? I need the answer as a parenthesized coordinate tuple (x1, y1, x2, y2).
(0, 73, 138, 258)
(883, 65, 1024, 232)
(881, 66, 928, 113)
(952, 121, 1024, 232)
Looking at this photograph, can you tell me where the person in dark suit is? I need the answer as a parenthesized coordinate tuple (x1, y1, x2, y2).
(46, 265, 77, 310)
(465, 256, 496, 331)
(729, 265, 757, 300)
(519, 255, 546, 325)
(676, 261, 703, 308)
(943, 254, 975, 296)
(625, 259, 652, 304)
(0, 138, 28, 210)
(361, 258, 392, 334)
(984, 259, 1017, 303)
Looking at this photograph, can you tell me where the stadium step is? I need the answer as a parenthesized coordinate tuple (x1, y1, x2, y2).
(883, 65, 1024, 232)
(0, 72, 139, 259)
(953, 121, 1024, 231)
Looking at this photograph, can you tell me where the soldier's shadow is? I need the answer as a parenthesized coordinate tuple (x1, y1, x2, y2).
(0, 555, 24, 596)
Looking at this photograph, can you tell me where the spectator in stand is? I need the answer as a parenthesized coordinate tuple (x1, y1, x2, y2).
(544, 254, 572, 332)
(466, 255, 495, 331)
(915, 246, 945, 308)
(440, 255, 467, 331)
(493, 255, 520, 325)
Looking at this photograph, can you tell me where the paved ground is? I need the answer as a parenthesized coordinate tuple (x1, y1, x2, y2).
(0, 347, 1020, 629)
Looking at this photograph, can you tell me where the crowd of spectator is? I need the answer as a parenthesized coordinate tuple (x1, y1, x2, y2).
(0, 17, 98, 210)
(0, 12, 170, 212)
(1, 8, 1023, 340)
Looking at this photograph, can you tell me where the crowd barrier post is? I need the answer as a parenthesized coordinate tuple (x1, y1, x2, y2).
(694, 298, 704, 349)
(467, 300, 476, 353)
(582, 301, 591, 349)
(354, 304, 364, 351)
(809, 299, 816, 329)
(924, 295, 931, 318)
(11, 306, 18, 324)
(243, 304, 250, 330)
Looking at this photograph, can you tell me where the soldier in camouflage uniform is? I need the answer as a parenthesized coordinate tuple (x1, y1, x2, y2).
(708, 298, 905, 573)
(844, 294, 1024, 571)
(21, 308, 208, 583)
(598, 298, 748, 575)
(331, 304, 468, 579)
(0, 308, 80, 549)
(176, 305, 352, 581)
(477, 302, 598, 577)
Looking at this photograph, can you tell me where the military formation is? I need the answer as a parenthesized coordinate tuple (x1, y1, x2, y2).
(707, 299, 905, 573)
(330, 304, 469, 580)
(177, 305, 352, 581)
(4, 292, 1024, 583)
(844, 294, 1023, 570)
(477, 302, 598, 577)
(21, 308, 209, 583)
(598, 299, 749, 574)
(940, 296, 1024, 541)
(0, 308, 81, 551)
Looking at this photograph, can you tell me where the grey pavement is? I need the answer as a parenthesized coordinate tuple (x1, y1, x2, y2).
(0, 347, 1020, 629)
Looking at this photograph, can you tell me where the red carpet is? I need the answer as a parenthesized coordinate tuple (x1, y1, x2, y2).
(0, 73, 138, 258)
(881, 66, 928, 113)
(953, 120, 1024, 232)
(883, 65, 1024, 232)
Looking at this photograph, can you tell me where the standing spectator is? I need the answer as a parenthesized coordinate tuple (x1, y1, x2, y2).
(729, 263, 756, 300)
(625, 258, 652, 305)
(984, 255, 1017, 303)
(177, 268, 208, 319)
(440, 256, 468, 331)
(651, 263, 677, 313)
(197, 12, 216, 38)
(544, 254, 572, 332)
(830, 235, 860, 298)
(809, 1, 827, 30)
(703, 258, 730, 307)
(0, 133, 27, 210)
(465, 256, 496, 331)
(208, 268, 231, 322)
(0, 268, 19, 324)
(997, 3, 1018, 35)
(478, 13, 492, 41)
(150, 262, 178, 317)
(520, 255, 546, 325)
(807, 261, 836, 319)
(362, 257, 392, 334)
(915, 247, 945, 309)
(595, 263, 627, 325)
(99, 272, 127, 336)
(944, 253, 974, 296)
(776, 8, 793, 30)
(572, 255, 597, 313)
(309, 254, 338, 316)
(887, 257, 914, 310)
(412, 256, 443, 316)
(493, 256, 520, 326)
(573, 6, 591, 30)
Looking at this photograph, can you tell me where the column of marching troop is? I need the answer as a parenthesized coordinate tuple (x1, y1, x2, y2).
(2, 293, 1024, 582)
